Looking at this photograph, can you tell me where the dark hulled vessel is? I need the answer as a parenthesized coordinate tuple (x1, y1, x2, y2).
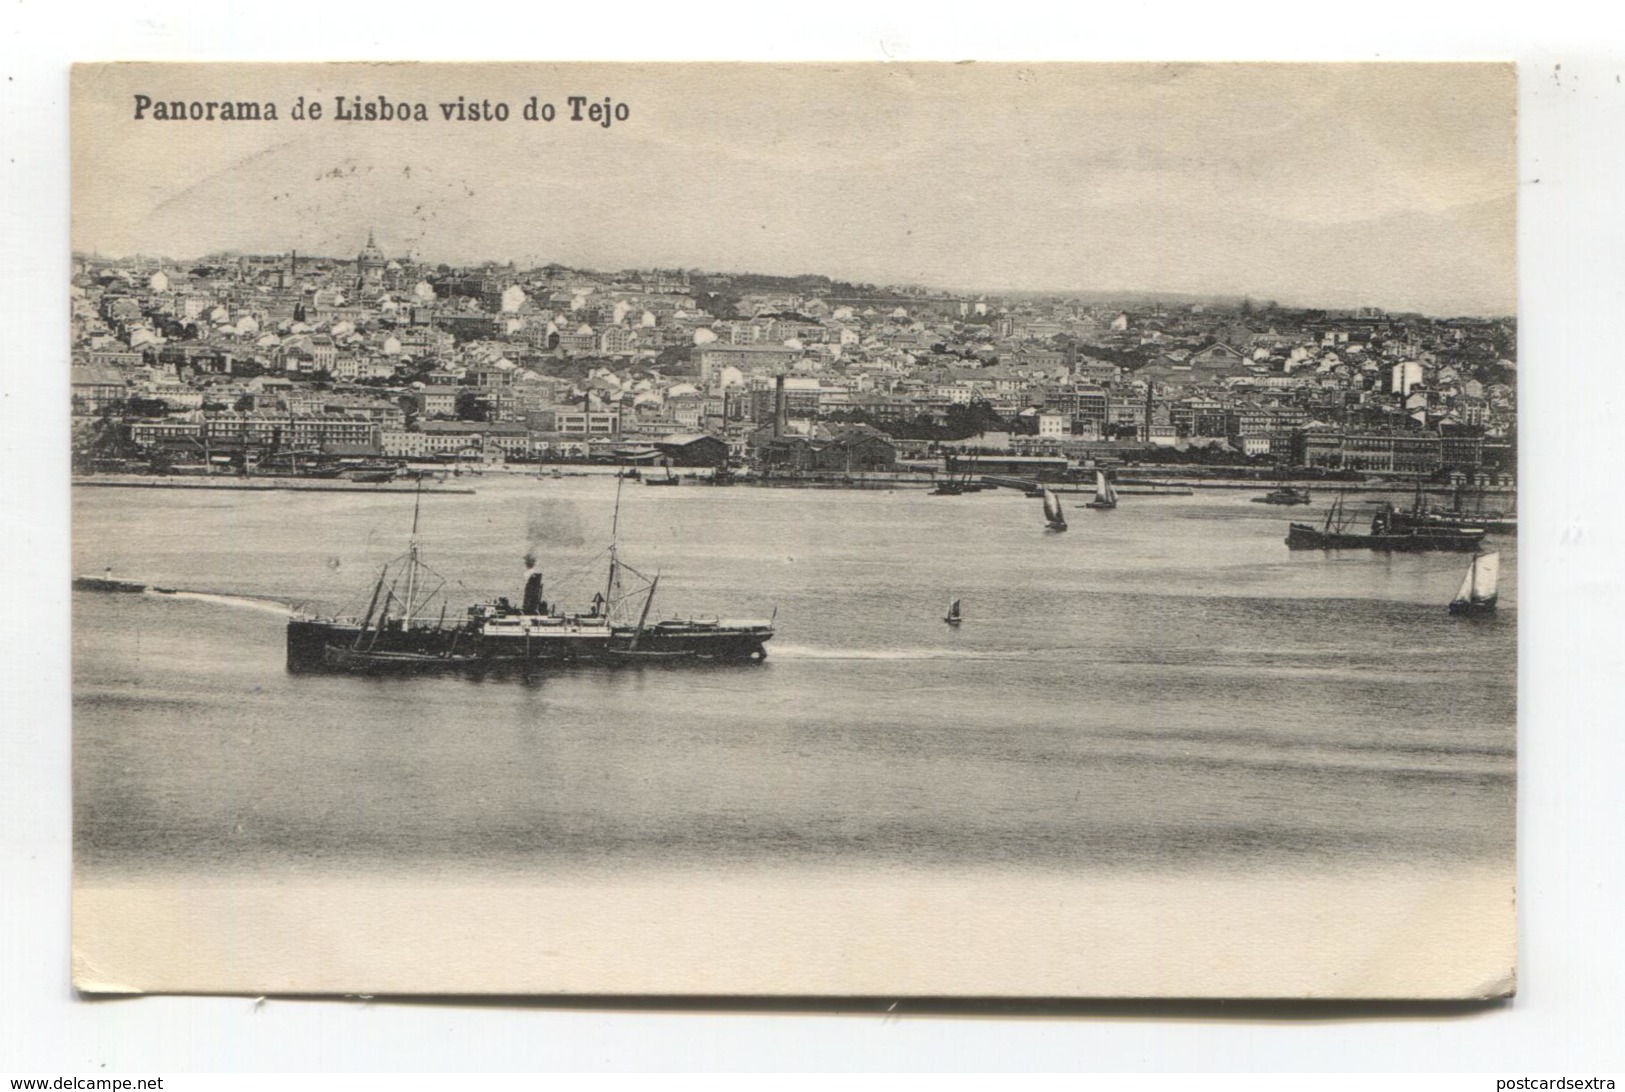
(287, 482, 773, 674)
(1385, 482, 1517, 536)
(1286, 495, 1486, 552)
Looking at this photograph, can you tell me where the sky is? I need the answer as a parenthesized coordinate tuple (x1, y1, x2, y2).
(72, 62, 1516, 315)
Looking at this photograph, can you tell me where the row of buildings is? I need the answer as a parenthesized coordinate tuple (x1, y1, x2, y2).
(72, 235, 1517, 480)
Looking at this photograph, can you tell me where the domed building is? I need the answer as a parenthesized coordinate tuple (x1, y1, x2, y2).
(356, 229, 386, 291)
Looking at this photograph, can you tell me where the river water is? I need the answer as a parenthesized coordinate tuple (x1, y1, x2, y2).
(73, 476, 1516, 882)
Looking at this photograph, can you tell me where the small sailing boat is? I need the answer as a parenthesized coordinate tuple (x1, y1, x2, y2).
(1042, 487, 1068, 532)
(960, 454, 985, 493)
(944, 598, 962, 626)
(1083, 470, 1118, 510)
(1449, 551, 1500, 615)
(644, 464, 679, 486)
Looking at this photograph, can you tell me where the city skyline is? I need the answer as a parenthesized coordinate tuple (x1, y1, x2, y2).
(73, 63, 1515, 317)
(80, 257, 1507, 325)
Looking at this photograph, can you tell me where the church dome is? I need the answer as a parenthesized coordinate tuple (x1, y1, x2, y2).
(358, 229, 386, 266)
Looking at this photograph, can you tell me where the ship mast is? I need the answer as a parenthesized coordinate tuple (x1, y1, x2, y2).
(402, 477, 423, 627)
(604, 473, 625, 612)
(630, 574, 659, 650)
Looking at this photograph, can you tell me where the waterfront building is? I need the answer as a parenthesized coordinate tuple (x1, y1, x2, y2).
(1296, 427, 1444, 475)
(201, 412, 380, 451)
(652, 434, 730, 468)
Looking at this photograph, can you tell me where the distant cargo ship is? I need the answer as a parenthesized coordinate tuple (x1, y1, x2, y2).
(1388, 508, 1516, 536)
(1286, 495, 1486, 552)
(287, 481, 773, 674)
(1386, 483, 1516, 536)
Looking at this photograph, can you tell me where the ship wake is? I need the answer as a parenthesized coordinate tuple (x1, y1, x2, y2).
(155, 590, 296, 617)
(768, 644, 1024, 662)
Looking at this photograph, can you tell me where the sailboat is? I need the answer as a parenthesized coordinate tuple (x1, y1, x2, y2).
(1042, 487, 1068, 532)
(644, 463, 679, 486)
(932, 453, 965, 495)
(1448, 551, 1500, 615)
(943, 598, 962, 626)
(960, 454, 985, 493)
(1083, 470, 1118, 510)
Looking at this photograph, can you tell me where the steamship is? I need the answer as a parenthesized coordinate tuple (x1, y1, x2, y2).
(1285, 493, 1486, 552)
(286, 481, 774, 673)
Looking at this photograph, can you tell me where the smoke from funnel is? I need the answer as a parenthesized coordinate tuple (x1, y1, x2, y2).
(525, 501, 587, 555)
(521, 503, 584, 595)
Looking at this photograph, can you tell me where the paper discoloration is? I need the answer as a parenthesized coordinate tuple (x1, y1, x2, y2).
(71, 61, 1516, 999)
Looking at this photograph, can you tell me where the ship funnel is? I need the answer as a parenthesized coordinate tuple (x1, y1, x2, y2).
(522, 571, 544, 615)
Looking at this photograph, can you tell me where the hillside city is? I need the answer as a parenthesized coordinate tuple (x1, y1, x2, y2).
(70, 232, 1517, 483)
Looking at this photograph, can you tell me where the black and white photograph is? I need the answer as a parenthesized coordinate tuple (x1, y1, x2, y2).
(68, 61, 1517, 999)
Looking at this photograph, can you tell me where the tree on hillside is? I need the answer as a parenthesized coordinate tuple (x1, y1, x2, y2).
(455, 391, 492, 422)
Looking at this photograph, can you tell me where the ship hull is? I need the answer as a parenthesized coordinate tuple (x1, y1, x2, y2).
(322, 645, 482, 673)
(1448, 594, 1499, 616)
(1285, 523, 1485, 552)
(287, 617, 770, 673)
(286, 618, 465, 673)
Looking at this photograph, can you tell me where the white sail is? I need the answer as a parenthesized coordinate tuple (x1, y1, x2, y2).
(1453, 564, 1475, 605)
(1471, 552, 1500, 601)
(1094, 470, 1110, 505)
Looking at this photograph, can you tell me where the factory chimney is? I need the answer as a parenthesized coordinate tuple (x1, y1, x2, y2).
(773, 374, 788, 439)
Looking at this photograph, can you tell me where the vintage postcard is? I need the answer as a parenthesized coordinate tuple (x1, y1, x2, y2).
(71, 62, 1516, 997)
